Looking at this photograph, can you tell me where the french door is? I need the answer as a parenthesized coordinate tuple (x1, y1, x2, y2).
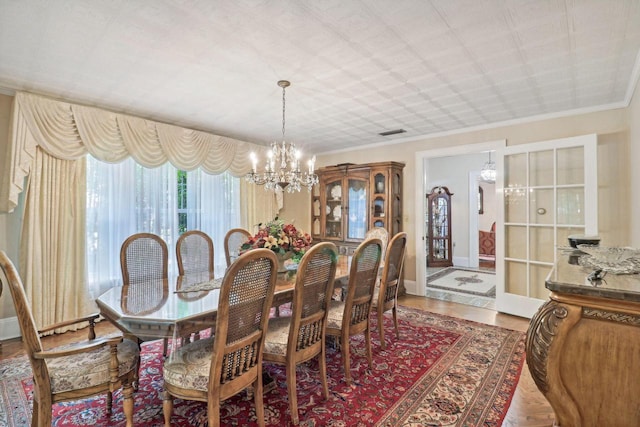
(496, 134, 598, 318)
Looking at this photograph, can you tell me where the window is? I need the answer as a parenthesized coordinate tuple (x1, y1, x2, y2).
(86, 156, 240, 299)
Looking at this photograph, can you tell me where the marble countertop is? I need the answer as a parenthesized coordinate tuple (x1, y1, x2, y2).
(546, 249, 640, 302)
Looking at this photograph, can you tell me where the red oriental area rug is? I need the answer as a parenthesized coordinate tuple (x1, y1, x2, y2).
(0, 306, 525, 426)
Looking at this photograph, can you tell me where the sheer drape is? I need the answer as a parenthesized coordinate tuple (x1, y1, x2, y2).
(21, 148, 90, 331)
(86, 156, 179, 300)
(86, 156, 243, 299)
(185, 169, 241, 274)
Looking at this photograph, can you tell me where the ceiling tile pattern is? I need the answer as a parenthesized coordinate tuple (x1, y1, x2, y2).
(0, 0, 639, 154)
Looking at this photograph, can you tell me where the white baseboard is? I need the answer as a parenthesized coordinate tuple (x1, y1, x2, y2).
(403, 279, 419, 295)
(0, 316, 21, 341)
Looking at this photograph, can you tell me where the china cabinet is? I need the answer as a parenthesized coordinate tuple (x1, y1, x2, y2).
(426, 186, 453, 267)
(311, 162, 404, 256)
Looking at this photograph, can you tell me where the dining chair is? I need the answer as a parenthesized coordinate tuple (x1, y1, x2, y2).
(372, 232, 407, 349)
(176, 230, 215, 343)
(120, 232, 170, 357)
(176, 230, 214, 275)
(0, 251, 139, 427)
(263, 242, 338, 425)
(364, 227, 389, 259)
(162, 248, 278, 427)
(223, 227, 252, 267)
(326, 238, 383, 386)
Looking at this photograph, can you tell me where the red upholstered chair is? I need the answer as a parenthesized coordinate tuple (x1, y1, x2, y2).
(479, 222, 496, 260)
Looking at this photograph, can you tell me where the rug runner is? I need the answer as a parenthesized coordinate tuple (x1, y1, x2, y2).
(428, 268, 497, 297)
(0, 306, 525, 426)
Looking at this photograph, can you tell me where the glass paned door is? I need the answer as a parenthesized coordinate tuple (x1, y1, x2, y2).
(346, 177, 368, 240)
(325, 178, 343, 240)
(497, 134, 598, 318)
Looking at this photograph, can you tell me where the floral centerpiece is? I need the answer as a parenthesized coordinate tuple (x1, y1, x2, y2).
(240, 217, 312, 269)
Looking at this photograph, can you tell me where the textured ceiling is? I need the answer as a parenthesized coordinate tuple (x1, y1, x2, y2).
(1, 0, 639, 155)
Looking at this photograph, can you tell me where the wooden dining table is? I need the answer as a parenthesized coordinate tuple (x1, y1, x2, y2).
(95, 255, 354, 346)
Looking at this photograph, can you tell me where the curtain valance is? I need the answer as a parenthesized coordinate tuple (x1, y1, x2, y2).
(1, 92, 267, 212)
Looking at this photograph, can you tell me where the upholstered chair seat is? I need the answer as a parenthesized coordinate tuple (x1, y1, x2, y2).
(326, 301, 346, 329)
(262, 317, 293, 356)
(47, 339, 139, 393)
(163, 337, 215, 391)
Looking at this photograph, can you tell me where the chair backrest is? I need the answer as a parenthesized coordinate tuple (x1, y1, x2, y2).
(365, 227, 389, 258)
(120, 233, 168, 286)
(176, 230, 214, 275)
(290, 242, 338, 355)
(0, 251, 46, 370)
(378, 232, 408, 310)
(224, 228, 252, 267)
(342, 238, 383, 330)
(121, 278, 169, 315)
(209, 248, 277, 400)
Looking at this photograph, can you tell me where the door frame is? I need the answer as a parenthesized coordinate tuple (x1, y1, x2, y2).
(414, 140, 506, 297)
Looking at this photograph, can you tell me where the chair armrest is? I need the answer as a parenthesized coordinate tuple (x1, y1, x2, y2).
(33, 335, 123, 359)
(38, 313, 100, 339)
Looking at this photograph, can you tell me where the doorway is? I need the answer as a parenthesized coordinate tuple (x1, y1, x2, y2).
(416, 141, 505, 309)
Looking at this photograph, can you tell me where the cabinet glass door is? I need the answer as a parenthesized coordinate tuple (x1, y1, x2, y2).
(325, 178, 343, 239)
(347, 177, 368, 240)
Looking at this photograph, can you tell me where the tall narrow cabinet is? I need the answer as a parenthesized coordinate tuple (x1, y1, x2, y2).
(426, 186, 453, 267)
(311, 161, 404, 255)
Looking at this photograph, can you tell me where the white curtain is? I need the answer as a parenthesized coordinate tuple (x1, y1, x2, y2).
(86, 156, 243, 300)
(86, 156, 179, 300)
(185, 169, 241, 274)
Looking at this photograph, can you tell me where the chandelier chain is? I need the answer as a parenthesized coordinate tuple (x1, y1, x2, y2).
(282, 83, 286, 139)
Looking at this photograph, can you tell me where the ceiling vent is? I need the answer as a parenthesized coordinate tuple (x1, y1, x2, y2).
(379, 129, 406, 136)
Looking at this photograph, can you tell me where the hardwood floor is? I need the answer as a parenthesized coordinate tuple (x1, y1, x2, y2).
(0, 295, 556, 426)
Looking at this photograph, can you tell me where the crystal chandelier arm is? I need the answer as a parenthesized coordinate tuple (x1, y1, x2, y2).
(245, 80, 317, 193)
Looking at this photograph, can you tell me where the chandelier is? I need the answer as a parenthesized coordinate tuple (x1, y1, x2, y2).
(245, 80, 318, 193)
(480, 152, 496, 183)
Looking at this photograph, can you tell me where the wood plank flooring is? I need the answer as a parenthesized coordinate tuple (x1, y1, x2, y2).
(0, 295, 556, 426)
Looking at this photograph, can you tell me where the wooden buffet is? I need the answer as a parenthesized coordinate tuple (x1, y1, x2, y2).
(526, 250, 640, 426)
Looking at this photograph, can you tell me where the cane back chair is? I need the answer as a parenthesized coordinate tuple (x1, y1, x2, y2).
(223, 228, 252, 267)
(0, 251, 139, 427)
(162, 248, 278, 427)
(263, 242, 338, 424)
(120, 232, 170, 357)
(372, 232, 407, 349)
(176, 230, 214, 275)
(326, 238, 382, 386)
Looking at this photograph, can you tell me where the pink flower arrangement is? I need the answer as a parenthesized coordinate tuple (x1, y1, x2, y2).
(240, 218, 312, 260)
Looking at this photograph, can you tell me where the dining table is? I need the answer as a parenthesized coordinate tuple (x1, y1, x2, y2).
(95, 255, 355, 349)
